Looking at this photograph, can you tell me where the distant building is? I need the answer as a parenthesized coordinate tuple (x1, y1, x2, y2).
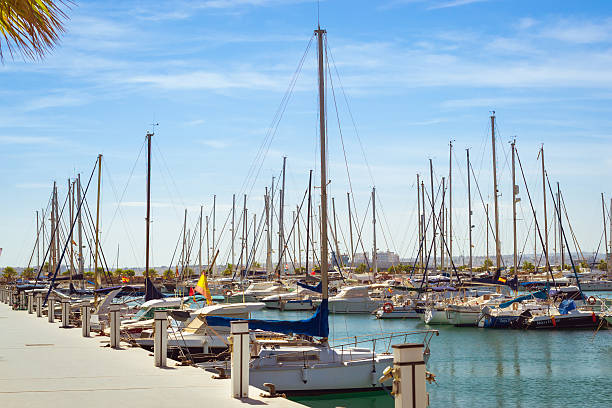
(353, 251, 400, 270)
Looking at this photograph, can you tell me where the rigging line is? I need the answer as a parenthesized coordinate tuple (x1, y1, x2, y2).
(354, 195, 372, 270)
(101, 139, 145, 241)
(38, 158, 97, 292)
(82, 195, 114, 283)
(517, 212, 535, 268)
(26, 201, 51, 269)
(35, 184, 72, 283)
(242, 36, 314, 200)
(376, 194, 399, 256)
(100, 156, 140, 266)
(545, 175, 584, 298)
(515, 147, 555, 285)
(469, 159, 505, 267)
(590, 229, 605, 267)
(152, 138, 185, 221)
(326, 39, 375, 186)
(558, 188, 586, 262)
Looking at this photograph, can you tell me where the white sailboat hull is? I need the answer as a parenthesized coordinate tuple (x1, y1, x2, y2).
(424, 308, 450, 325)
(328, 298, 383, 314)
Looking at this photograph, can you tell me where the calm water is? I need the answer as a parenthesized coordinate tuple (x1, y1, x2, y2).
(252, 294, 612, 408)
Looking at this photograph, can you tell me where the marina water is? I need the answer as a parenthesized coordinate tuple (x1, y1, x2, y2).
(253, 292, 611, 408)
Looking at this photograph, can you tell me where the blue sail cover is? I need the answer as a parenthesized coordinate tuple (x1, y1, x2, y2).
(296, 280, 322, 293)
(498, 289, 548, 309)
(205, 299, 329, 338)
(559, 299, 576, 315)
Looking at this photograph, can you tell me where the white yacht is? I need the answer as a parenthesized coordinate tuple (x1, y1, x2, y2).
(327, 285, 383, 314)
(261, 289, 316, 311)
(228, 281, 290, 302)
(446, 293, 507, 326)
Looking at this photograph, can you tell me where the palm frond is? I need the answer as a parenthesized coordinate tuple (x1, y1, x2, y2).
(0, 0, 71, 62)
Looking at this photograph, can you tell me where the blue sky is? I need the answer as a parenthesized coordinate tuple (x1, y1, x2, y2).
(1, 0, 612, 268)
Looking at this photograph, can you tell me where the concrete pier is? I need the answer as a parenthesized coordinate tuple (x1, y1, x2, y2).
(0, 302, 305, 408)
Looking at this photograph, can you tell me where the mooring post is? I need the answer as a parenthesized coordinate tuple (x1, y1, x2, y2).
(153, 310, 168, 367)
(27, 292, 34, 314)
(230, 320, 250, 399)
(81, 301, 91, 337)
(8, 288, 13, 307)
(36, 294, 43, 317)
(60, 298, 70, 328)
(47, 295, 55, 323)
(19, 291, 26, 310)
(109, 304, 121, 348)
(392, 343, 428, 408)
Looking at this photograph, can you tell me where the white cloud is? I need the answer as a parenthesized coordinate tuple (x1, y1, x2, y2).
(126, 70, 283, 91)
(427, 0, 489, 10)
(185, 119, 206, 126)
(200, 139, 229, 148)
(0, 136, 59, 145)
(539, 19, 612, 44)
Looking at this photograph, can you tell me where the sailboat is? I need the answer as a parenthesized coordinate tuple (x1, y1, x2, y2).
(197, 26, 434, 395)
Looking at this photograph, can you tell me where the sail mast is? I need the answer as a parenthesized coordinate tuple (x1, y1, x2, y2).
(279, 157, 287, 274)
(232, 194, 236, 268)
(540, 145, 550, 272)
(417, 174, 422, 271)
(491, 114, 502, 276)
(558, 183, 564, 269)
(199, 205, 203, 274)
(77, 174, 84, 288)
(315, 26, 328, 299)
(467, 149, 473, 278)
(347, 192, 354, 268)
(265, 188, 272, 274)
(94, 154, 102, 301)
(449, 141, 453, 269)
(429, 159, 436, 271)
(145, 132, 152, 280)
(372, 187, 377, 276)
(511, 140, 518, 286)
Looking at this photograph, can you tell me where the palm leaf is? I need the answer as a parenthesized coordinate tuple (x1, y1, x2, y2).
(0, 0, 71, 62)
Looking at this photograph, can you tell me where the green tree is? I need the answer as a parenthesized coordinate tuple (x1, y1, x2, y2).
(124, 269, 135, 277)
(148, 269, 158, 278)
(113, 268, 124, 277)
(597, 259, 607, 271)
(483, 258, 494, 269)
(222, 264, 233, 276)
(162, 268, 174, 280)
(579, 261, 589, 271)
(3, 266, 17, 282)
(522, 261, 535, 272)
(355, 263, 368, 274)
(21, 267, 35, 280)
(83, 271, 94, 279)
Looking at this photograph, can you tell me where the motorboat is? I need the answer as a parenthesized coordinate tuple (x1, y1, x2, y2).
(326, 285, 383, 314)
(446, 293, 507, 326)
(374, 295, 421, 319)
(261, 289, 316, 311)
(227, 281, 290, 302)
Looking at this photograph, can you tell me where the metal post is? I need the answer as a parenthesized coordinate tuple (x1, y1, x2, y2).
(81, 301, 91, 337)
(392, 343, 428, 408)
(154, 310, 168, 367)
(109, 304, 121, 348)
(61, 298, 70, 328)
(36, 294, 43, 317)
(20, 291, 26, 310)
(28, 292, 34, 314)
(48, 296, 55, 323)
(230, 320, 250, 398)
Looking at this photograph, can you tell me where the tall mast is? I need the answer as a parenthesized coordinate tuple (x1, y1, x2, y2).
(243, 194, 247, 276)
(421, 182, 427, 275)
(467, 149, 473, 278)
(449, 141, 453, 269)
(94, 154, 102, 299)
(306, 170, 313, 275)
(602, 193, 608, 272)
(372, 187, 377, 276)
(332, 197, 341, 268)
(609, 197, 612, 279)
(265, 188, 272, 274)
(491, 113, 502, 275)
(293, 210, 297, 271)
(77, 174, 84, 286)
(50, 182, 56, 276)
(347, 192, 354, 268)
(206, 215, 210, 266)
(199, 205, 203, 274)
(182, 209, 187, 275)
(145, 132, 152, 280)
(279, 157, 287, 274)
(486, 203, 489, 261)
(440, 178, 445, 273)
(297, 204, 302, 270)
(315, 26, 328, 299)
(511, 140, 518, 283)
(429, 159, 436, 271)
(212, 195, 216, 255)
(68, 179, 74, 285)
(36, 210, 40, 270)
(540, 145, 549, 272)
(558, 183, 564, 269)
(232, 194, 236, 267)
(417, 174, 422, 271)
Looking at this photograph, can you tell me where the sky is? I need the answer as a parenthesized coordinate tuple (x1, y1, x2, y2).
(1, 0, 612, 269)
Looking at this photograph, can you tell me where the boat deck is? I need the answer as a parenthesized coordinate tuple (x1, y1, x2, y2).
(0, 303, 305, 408)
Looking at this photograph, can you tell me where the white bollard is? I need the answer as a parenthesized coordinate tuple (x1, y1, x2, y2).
(27, 292, 34, 314)
(392, 343, 429, 408)
(109, 305, 121, 348)
(36, 294, 43, 317)
(230, 320, 250, 399)
(47, 296, 55, 323)
(81, 301, 91, 337)
(61, 298, 70, 328)
(19, 291, 26, 310)
(153, 310, 168, 368)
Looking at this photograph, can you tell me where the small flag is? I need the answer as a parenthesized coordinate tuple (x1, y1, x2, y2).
(121, 276, 129, 283)
(72, 240, 77, 246)
(311, 270, 316, 276)
(498, 277, 507, 283)
(195, 271, 212, 305)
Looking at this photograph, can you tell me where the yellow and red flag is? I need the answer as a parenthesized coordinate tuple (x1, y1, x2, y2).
(195, 271, 213, 305)
(498, 277, 507, 283)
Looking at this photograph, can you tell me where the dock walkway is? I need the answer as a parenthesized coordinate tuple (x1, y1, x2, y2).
(0, 303, 305, 408)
